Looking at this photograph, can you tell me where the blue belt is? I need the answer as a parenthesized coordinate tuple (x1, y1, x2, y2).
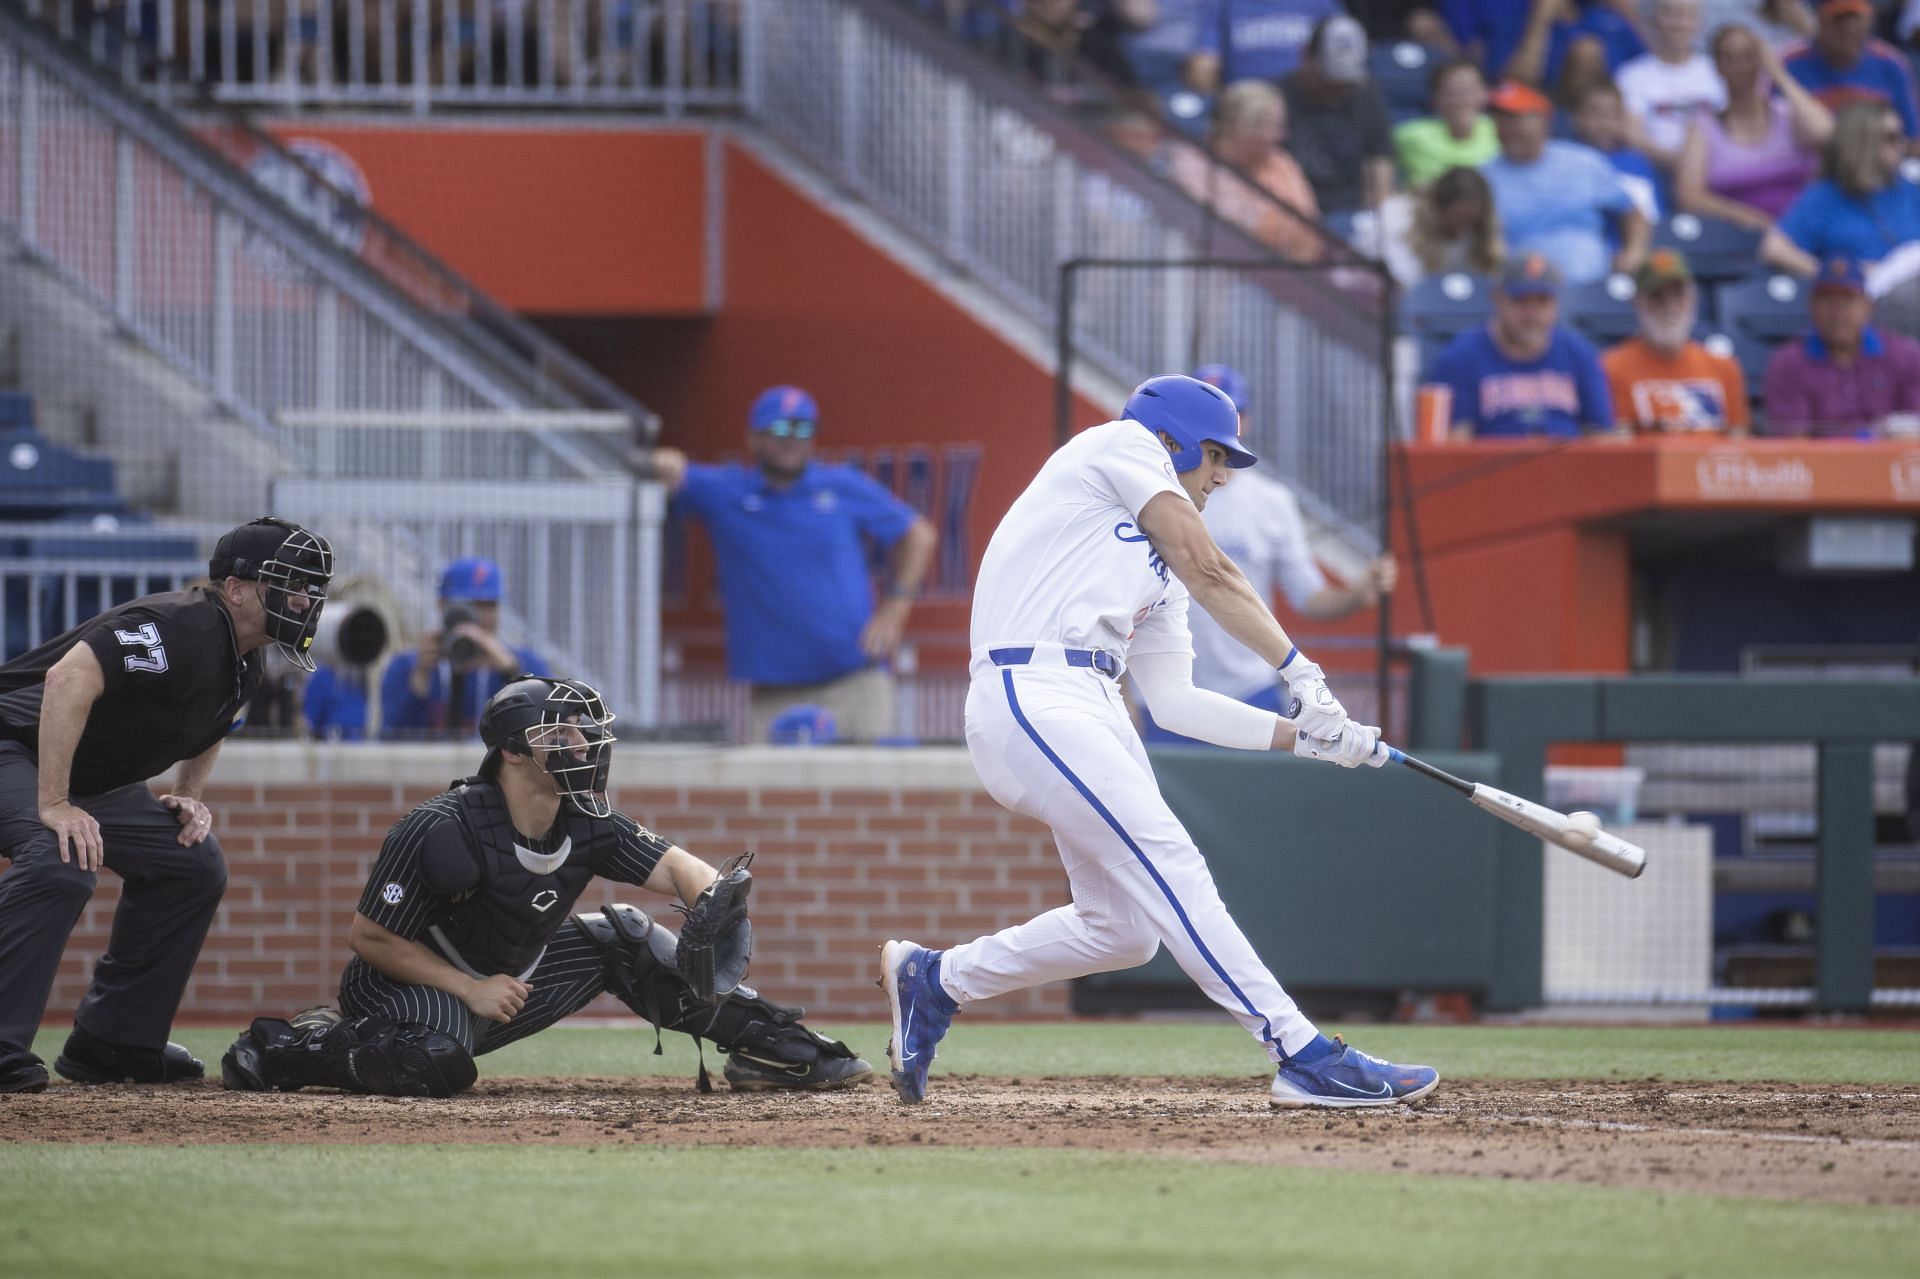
(988, 646, 1121, 679)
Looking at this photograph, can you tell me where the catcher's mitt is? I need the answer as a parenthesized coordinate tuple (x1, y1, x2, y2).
(677, 851, 754, 1003)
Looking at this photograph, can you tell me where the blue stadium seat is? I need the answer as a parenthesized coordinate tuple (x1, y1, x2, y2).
(1371, 41, 1433, 120)
(1715, 271, 1810, 343)
(0, 428, 125, 521)
(1653, 214, 1763, 283)
(1403, 271, 1493, 371)
(1563, 272, 1641, 347)
(1700, 329, 1776, 401)
(0, 391, 33, 430)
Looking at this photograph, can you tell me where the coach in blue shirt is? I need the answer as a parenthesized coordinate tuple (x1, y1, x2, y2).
(1429, 252, 1613, 439)
(651, 386, 936, 744)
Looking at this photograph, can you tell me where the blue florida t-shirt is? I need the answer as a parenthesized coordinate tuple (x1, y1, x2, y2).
(1429, 325, 1612, 438)
(679, 461, 918, 686)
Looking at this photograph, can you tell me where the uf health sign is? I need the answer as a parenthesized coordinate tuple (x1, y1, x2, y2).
(1654, 442, 1920, 507)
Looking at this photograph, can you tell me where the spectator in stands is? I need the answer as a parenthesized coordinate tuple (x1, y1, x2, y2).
(377, 558, 550, 741)
(1764, 100, 1920, 271)
(1674, 22, 1832, 229)
(1138, 363, 1397, 745)
(1782, 0, 1920, 140)
(1184, 0, 1344, 94)
(1508, 0, 1650, 88)
(646, 387, 937, 744)
(1602, 249, 1752, 431)
(1118, 0, 1209, 102)
(1280, 15, 1396, 215)
(1615, 0, 1726, 166)
(1422, 0, 1644, 85)
(1008, 0, 1154, 90)
(1482, 79, 1650, 284)
(1394, 57, 1500, 188)
(1428, 251, 1615, 438)
(1381, 164, 1506, 287)
(1763, 255, 1920, 434)
(1549, 29, 1619, 118)
(1569, 79, 1666, 222)
(1171, 78, 1326, 260)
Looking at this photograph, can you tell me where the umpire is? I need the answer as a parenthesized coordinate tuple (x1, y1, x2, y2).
(0, 517, 333, 1093)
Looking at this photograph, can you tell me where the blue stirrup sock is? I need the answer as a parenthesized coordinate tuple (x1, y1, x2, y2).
(1287, 1033, 1338, 1065)
(925, 952, 961, 1015)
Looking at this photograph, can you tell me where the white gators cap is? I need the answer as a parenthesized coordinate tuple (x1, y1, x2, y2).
(1316, 15, 1368, 84)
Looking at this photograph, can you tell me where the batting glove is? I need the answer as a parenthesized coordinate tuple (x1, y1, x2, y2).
(1278, 650, 1348, 741)
(1293, 722, 1387, 769)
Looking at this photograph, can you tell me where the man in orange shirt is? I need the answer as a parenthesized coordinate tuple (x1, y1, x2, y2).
(1602, 250, 1750, 433)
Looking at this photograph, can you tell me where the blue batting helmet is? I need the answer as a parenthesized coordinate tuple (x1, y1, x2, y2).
(1122, 375, 1258, 473)
(1191, 363, 1249, 412)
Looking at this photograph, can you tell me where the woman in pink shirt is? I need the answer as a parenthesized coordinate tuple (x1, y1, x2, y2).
(1675, 23, 1832, 230)
(1171, 79, 1326, 263)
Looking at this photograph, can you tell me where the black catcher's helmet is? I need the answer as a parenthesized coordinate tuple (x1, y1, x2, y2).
(479, 676, 618, 817)
(209, 517, 334, 671)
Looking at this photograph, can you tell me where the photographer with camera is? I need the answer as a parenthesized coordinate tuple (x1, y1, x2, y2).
(378, 558, 550, 739)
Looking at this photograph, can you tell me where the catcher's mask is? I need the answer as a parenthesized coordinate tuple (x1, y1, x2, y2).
(480, 677, 618, 817)
(208, 517, 334, 671)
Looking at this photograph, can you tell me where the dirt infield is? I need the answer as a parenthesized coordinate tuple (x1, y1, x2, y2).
(7, 1076, 1918, 1205)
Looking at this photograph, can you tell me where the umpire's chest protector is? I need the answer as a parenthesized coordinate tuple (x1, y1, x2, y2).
(426, 780, 603, 978)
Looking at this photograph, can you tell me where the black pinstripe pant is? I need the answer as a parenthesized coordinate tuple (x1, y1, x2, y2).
(337, 919, 610, 1056)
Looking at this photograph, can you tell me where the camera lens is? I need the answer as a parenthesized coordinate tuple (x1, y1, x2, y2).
(442, 604, 480, 665)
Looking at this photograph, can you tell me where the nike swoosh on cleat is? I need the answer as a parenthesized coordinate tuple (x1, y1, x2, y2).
(900, 1007, 917, 1063)
(1331, 1078, 1393, 1097)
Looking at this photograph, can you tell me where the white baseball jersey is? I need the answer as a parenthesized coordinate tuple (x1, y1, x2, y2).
(969, 420, 1194, 663)
(1190, 468, 1328, 701)
(943, 420, 1321, 1063)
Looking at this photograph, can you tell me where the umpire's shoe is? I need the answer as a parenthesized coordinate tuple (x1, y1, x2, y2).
(881, 939, 959, 1104)
(54, 1025, 205, 1086)
(0, 1053, 49, 1094)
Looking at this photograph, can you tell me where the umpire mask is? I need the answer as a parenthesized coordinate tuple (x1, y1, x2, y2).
(209, 518, 335, 671)
(480, 677, 618, 817)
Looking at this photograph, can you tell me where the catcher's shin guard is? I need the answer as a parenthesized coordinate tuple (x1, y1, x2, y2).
(221, 1010, 476, 1098)
(576, 904, 870, 1091)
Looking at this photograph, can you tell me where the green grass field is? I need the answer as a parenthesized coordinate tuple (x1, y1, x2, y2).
(7, 1023, 1919, 1279)
(113, 1019, 1920, 1086)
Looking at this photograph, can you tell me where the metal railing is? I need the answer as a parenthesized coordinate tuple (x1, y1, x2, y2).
(743, 0, 1390, 547)
(20, 0, 744, 110)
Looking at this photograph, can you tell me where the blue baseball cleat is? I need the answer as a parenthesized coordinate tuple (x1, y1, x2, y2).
(881, 939, 957, 1104)
(1269, 1036, 1440, 1109)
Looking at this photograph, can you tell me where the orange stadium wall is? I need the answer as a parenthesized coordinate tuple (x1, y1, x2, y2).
(37, 746, 1069, 1027)
(254, 121, 1110, 673)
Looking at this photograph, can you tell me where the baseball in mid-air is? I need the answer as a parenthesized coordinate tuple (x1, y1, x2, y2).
(1562, 811, 1601, 849)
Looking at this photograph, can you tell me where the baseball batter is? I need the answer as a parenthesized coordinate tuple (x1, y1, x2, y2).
(882, 375, 1439, 1109)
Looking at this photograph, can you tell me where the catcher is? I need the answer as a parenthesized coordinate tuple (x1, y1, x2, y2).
(221, 675, 870, 1097)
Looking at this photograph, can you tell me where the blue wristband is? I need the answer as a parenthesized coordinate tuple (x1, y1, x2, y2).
(1278, 646, 1299, 672)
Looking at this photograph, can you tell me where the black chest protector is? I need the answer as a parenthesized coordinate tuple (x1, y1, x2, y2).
(427, 778, 602, 978)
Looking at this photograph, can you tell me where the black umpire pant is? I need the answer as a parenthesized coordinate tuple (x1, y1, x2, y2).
(338, 919, 611, 1056)
(0, 741, 227, 1073)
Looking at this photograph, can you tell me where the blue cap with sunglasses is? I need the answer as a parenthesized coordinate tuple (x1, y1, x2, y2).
(749, 385, 819, 438)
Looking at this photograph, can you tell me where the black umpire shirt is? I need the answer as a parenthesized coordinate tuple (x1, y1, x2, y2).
(0, 588, 261, 797)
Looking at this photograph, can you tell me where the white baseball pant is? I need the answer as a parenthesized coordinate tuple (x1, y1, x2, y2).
(940, 654, 1320, 1061)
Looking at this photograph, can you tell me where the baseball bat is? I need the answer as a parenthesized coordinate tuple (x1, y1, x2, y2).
(1385, 747, 1647, 879)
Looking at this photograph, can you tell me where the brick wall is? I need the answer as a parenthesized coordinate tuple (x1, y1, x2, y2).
(21, 743, 1070, 1026)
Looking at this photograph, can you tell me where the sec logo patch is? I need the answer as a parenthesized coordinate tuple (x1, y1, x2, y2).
(381, 882, 405, 905)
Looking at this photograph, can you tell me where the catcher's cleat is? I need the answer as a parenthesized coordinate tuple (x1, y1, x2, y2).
(1269, 1035, 1439, 1109)
(54, 1026, 204, 1085)
(723, 1047, 874, 1092)
(881, 939, 958, 1104)
(0, 1055, 49, 1094)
